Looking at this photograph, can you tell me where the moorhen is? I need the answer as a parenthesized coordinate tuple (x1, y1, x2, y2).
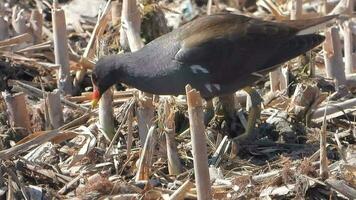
(91, 13, 335, 106)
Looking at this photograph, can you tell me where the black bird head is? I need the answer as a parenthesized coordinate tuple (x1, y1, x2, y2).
(91, 55, 124, 107)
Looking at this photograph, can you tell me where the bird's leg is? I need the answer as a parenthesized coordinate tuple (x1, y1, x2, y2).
(233, 86, 262, 144)
(203, 99, 214, 125)
(212, 94, 239, 137)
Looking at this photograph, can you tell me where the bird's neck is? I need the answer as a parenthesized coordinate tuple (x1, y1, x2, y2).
(102, 52, 146, 85)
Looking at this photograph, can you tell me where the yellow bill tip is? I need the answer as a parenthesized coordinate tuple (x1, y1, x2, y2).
(91, 99, 99, 108)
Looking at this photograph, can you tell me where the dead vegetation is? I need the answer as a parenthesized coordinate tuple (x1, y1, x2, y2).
(0, 0, 355, 199)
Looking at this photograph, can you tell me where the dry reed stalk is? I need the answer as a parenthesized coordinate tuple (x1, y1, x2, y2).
(343, 20, 354, 74)
(323, 27, 346, 88)
(99, 89, 115, 140)
(320, 101, 329, 180)
(185, 85, 212, 200)
(52, 0, 73, 95)
(45, 89, 63, 129)
(290, 0, 302, 20)
(164, 100, 182, 175)
(112, 1, 122, 26)
(135, 126, 157, 181)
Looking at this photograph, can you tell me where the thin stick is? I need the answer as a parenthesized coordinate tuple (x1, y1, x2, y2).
(320, 98, 329, 180)
(185, 84, 212, 200)
(126, 106, 134, 158)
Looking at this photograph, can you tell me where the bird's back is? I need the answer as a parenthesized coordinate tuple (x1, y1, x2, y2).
(120, 14, 330, 98)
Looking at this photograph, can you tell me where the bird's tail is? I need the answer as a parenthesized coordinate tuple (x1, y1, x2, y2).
(257, 34, 325, 73)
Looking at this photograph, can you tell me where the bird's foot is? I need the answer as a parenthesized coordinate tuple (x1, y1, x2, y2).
(230, 129, 258, 157)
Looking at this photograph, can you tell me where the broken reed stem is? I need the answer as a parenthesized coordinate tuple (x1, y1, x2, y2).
(52, 2, 72, 95)
(320, 99, 329, 180)
(323, 27, 346, 88)
(2, 92, 32, 135)
(136, 95, 154, 144)
(346, 0, 353, 16)
(135, 126, 157, 181)
(169, 179, 194, 200)
(164, 100, 182, 175)
(120, 0, 143, 51)
(99, 88, 115, 140)
(290, 0, 302, 20)
(111, 1, 122, 26)
(269, 66, 288, 93)
(45, 89, 64, 129)
(185, 85, 212, 200)
(29, 9, 43, 44)
(343, 20, 354, 75)
(0, 17, 9, 40)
